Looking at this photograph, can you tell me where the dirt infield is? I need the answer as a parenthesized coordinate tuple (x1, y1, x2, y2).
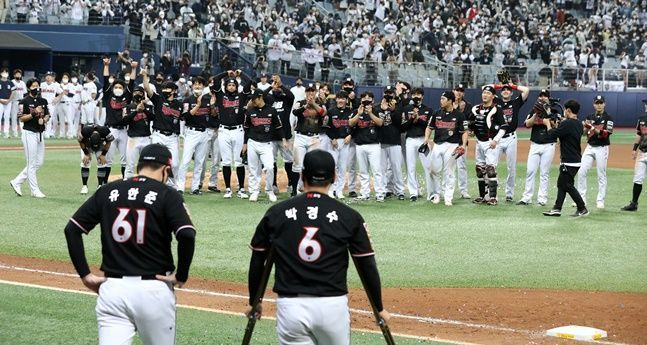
(1, 255, 645, 344)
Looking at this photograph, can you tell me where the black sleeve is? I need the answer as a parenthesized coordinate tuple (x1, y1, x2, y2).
(42, 99, 50, 116)
(64, 223, 91, 278)
(247, 250, 269, 305)
(354, 255, 383, 312)
(547, 119, 567, 141)
(103, 76, 111, 95)
(243, 112, 251, 144)
(271, 108, 284, 136)
(292, 103, 305, 118)
(175, 227, 196, 283)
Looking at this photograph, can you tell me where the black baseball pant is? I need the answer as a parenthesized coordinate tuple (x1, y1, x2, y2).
(553, 164, 586, 211)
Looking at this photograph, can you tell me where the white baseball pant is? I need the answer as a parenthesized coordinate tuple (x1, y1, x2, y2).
(430, 142, 459, 202)
(292, 133, 320, 173)
(318, 133, 332, 152)
(80, 101, 97, 125)
(456, 154, 468, 195)
(80, 149, 108, 168)
(381, 144, 405, 196)
(106, 127, 128, 168)
(66, 101, 81, 138)
(96, 277, 176, 345)
(633, 151, 647, 184)
(498, 133, 517, 199)
(204, 128, 221, 188)
(177, 128, 209, 192)
(577, 145, 609, 204)
(12, 130, 45, 195)
(151, 130, 180, 188)
(0, 101, 12, 137)
(276, 295, 350, 345)
(218, 126, 244, 166)
(356, 143, 385, 198)
(520, 142, 556, 204)
(125, 136, 152, 178)
(247, 139, 275, 195)
(475, 140, 501, 167)
(328, 138, 351, 197)
(265, 139, 293, 193)
(45, 103, 60, 137)
(405, 136, 433, 198)
(347, 141, 358, 193)
(7, 101, 22, 136)
(97, 107, 106, 126)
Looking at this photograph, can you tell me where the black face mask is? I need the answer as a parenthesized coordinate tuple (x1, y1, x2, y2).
(29, 88, 39, 96)
(156, 78, 164, 83)
(412, 96, 422, 104)
(343, 86, 353, 92)
(133, 95, 144, 103)
(384, 94, 393, 101)
(361, 99, 372, 106)
(161, 91, 173, 99)
(296, 82, 303, 86)
(15, 76, 22, 80)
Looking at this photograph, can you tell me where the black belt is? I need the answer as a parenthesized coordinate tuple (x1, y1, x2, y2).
(279, 293, 323, 298)
(109, 125, 127, 130)
(186, 126, 206, 132)
(221, 125, 242, 130)
(153, 128, 175, 136)
(297, 131, 318, 137)
(105, 273, 159, 280)
(502, 132, 516, 139)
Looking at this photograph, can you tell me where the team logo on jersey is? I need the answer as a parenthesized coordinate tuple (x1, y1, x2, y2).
(222, 98, 240, 108)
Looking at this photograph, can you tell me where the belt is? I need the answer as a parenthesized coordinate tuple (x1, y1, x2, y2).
(153, 128, 175, 136)
(502, 132, 516, 139)
(105, 273, 159, 280)
(109, 125, 127, 130)
(278, 293, 326, 298)
(186, 126, 206, 132)
(297, 131, 317, 137)
(221, 125, 242, 130)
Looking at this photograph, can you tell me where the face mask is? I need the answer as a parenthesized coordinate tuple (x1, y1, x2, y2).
(361, 99, 372, 106)
(113, 88, 124, 97)
(179, 78, 186, 83)
(156, 78, 164, 83)
(71, 77, 78, 83)
(133, 95, 144, 103)
(412, 96, 422, 103)
(29, 88, 39, 96)
(62, 78, 69, 84)
(15, 75, 22, 80)
(124, 76, 131, 82)
(343, 86, 353, 92)
(1, 72, 8, 78)
(162, 90, 173, 99)
(193, 88, 203, 96)
(108, 78, 115, 84)
(143, 53, 148, 58)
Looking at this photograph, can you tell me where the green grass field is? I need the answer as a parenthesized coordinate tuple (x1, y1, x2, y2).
(0, 132, 645, 344)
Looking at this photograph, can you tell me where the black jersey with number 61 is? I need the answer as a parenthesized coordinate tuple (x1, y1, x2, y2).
(69, 177, 195, 277)
(249, 192, 374, 296)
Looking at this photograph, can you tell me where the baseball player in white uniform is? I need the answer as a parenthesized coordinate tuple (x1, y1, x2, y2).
(40, 72, 63, 138)
(324, 91, 353, 199)
(377, 86, 405, 200)
(452, 84, 472, 199)
(518, 90, 558, 206)
(10, 69, 27, 137)
(9, 78, 49, 198)
(80, 72, 99, 126)
(123, 86, 154, 179)
(401, 88, 433, 201)
(577, 95, 614, 209)
(242, 89, 287, 202)
(0, 67, 16, 138)
(67, 74, 83, 138)
(621, 100, 647, 211)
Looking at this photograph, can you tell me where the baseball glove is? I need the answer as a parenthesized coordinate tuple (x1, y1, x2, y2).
(533, 100, 549, 118)
(452, 145, 466, 159)
(418, 143, 430, 156)
(497, 69, 511, 84)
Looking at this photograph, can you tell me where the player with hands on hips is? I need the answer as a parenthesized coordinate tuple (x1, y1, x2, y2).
(78, 124, 113, 194)
(246, 149, 389, 345)
(9, 78, 49, 198)
(621, 98, 647, 211)
(577, 95, 614, 209)
(64, 143, 196, 345)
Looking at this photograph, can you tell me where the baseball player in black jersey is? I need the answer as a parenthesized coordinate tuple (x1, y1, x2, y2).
(621, 99, 647, 211)
(64, 143, 196, 345)
(9, 78, 50, 198)
(453, 84, 472, 199)
(424, 91, 468, 206)
(323, 90, 353, 199)
(264, 75, 296, 195)
(102, 57, 138, 180)
(242, 89, 287, 202)
(492, 81, 529, 201)
(142, 70, 183, 189)
(401, 88, 433, 201)
(350, 91, 386, 201)
(246, 149, 389, 345)
(542, 100, 589, 217)
(200, 79, 222, 194)
(213, 70, 252, 199)
(78, 124, 113, 194)
(577, 95, 614, 209)
(341, 79, 360, 197)
(469, 85, 508, 205)
(378, 86, 405, 200)
(123, 85, 154, 179)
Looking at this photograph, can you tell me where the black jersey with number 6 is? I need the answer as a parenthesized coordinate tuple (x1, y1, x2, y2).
(68, 177, 195, 277)
(249, 192, 374, 296)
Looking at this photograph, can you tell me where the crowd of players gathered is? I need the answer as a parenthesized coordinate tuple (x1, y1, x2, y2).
(3, 56, 647, 213)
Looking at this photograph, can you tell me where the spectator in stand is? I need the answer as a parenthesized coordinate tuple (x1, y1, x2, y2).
(267, 33, 283, 75)
(241, 32, 258, 64)
(281, 39, 296, 75)
(160, 51, 173, 76)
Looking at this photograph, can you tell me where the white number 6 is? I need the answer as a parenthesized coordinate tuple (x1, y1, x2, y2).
(112, 208, 147, 244)
(298, 227, 322, 262)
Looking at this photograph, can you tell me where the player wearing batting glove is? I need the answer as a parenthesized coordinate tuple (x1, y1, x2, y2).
(424, 91, 468, 206)
(577, 95, 614, 209)
(621, 99, 647, 211)
(246, 149, 389, 345)
(64, 144, 196, 345)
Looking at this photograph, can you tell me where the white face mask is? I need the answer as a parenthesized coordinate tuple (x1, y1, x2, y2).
(113, 88, 124, 97)
(0, 72, 7, 78)
(108, 78, 115, 84)
(193, 88, 203, 96)
(62, 78, 69, 84)
(179, 78, 186, 83)
(124, 76, 131, 82)
(71, 77, 78, 83)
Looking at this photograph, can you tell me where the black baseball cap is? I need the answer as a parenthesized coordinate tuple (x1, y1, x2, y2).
(250, 88, 264, 99)
(303, 149, 335, 184)
(45, 71, 56, 76)
(539, 89, 550, 97)
(594, 95, 605, 103)
(139, 144, 174, 177)
(343, 78, 354, 85)
(305, 83, 317, 92)
(441, 90, 455, 102)
(482, 85, 496, 94)
(501, 84, 513, 91)
(454, 84, 465, 92)
(336, 90, 349, 99)
(259, 72, 268, 78)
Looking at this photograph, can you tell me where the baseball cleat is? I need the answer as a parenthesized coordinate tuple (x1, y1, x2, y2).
(9, 180, 22, 197)
(472, 197, 485, 204)
(487, 198, 498, 206)
(542, 209, 561, 217)
(505, 196, 513, 202)
(237, 190, 249, 199)
(621, 202, 638, 211)
(398, 194, 405, 200)
(571, 208, 590, 217)
(355, 195, 370, 201)
(268, 192, 277, 202)
(348, 191, 357, 198)
(516, 200, 529, 205)
(596, 201, 605, 209)
(272, 185, 279, 194)
(191, 189, 202, 195)
(207, 186, 221, 193)
(290, 190, 297, 197)
(223, 188, 233, 198)
(249, 192, 259, 202)
(385, 192, 394, 199)
(410, 195, 418, 202)
(337, 192, 345, 199)
(376, 197, 385, 203)
(445, 200, 453, 206)
(538, 201, 546, 206)
(460, 193, 471, 199)
(571, 202, 577, 207)
(32, 191, 46, 198)
(80, 185, 89, 195)
(430, 194, 440, 204)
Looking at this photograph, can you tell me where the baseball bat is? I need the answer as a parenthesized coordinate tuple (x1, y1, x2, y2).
(352, 256, 396, 345)
(241, 246, 275, 345)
